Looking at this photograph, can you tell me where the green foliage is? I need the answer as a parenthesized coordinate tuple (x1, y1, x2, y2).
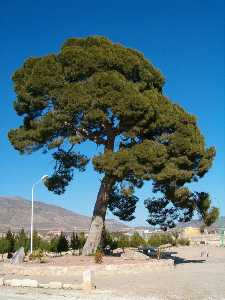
(78, 232, 86, 248)
(15, 229, 29, 253)
(129, 232, 146, 247)
(49, 237, 58, 252)
(108, 186, 138, 221)
(32, 231, 42, 250)
(0, 237, 9, 257)
(147, 232, 190, 247)
(29, 248, 45, 262)
(51, 232, 84, 253)
(94, 248, 103, 264)
(101, 227, 117, 250)
(57, 232, 69, 253)
(5, 230, 15, 256)
(9, 35, 217, 229)
(70, 232, 80, 250)
(116, 233, 130, 249)
(176, 238, 190, 246)
(195, 192, 219, 226)
(147, 233, 173, 247)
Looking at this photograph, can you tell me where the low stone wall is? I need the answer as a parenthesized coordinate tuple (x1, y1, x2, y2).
(0, 270, 95, 290)
(2, 259, 174, 277)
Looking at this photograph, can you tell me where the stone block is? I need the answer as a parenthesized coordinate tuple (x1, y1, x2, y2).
(0, 278, 4, 286)
(4, 279, 12, 286)
(39, 283, 49, 289)
(82, 270, 95, 290)
(21, 279, 38, 288)
(62, 283, 72, 289)
(9, 279, 22, 287)
(49, 281, 62, 289)
(71, 283, 82, 290)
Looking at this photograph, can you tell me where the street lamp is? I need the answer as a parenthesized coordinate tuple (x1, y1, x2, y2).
(30, 175, 48, 254)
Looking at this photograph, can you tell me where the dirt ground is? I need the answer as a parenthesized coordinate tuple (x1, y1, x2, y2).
(0, 246, 225, 300)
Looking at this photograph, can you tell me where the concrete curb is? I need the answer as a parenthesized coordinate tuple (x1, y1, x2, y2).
(0, 270, 95, 290)
(1, 278, 94, 290)
(2, 259, 174, 276)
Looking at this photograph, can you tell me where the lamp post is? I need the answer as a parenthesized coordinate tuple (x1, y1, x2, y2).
(30, 175, 48, 254)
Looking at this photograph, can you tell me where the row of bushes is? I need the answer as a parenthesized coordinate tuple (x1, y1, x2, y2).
(104, 231, 189, 250)
(0, 229, 189, 257)
(0, 229, 87, 256)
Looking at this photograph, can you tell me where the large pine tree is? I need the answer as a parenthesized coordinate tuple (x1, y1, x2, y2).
(9, 36, 218, 255)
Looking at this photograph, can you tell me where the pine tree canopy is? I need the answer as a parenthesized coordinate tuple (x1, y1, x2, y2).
(9, 36, 218, 229)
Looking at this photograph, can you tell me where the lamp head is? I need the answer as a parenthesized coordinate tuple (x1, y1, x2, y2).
(41, 175, 48, 182)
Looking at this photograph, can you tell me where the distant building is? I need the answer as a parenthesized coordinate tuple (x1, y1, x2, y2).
(46, 230, 62, 236)
(181, 227, 201, 239)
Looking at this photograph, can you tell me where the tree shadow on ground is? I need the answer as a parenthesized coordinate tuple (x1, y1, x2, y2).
(172, 256, 206, 265)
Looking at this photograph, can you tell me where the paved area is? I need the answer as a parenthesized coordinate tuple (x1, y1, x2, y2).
(0, 246, 224, 300)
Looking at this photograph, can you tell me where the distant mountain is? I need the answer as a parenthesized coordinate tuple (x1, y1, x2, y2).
(133, 226, 154, 231)
(0, 196, 130, 233)
(177, 217, 225, 230)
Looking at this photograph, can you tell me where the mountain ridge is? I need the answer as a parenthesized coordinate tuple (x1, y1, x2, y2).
(0, 196, 130, 233)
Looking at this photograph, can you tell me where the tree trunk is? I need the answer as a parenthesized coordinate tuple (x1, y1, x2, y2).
(82, 176, 114, 255)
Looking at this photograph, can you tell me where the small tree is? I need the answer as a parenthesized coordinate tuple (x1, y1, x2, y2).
(0, 237, 8, 258)
(5, 230, 15, 258)
(57, 232, 69, 253)
(38, 238, 50, 251)
(50, 237, 58, 252)
(147, 233, 173, 247)
(78, 232, 86, 249)
(101, 227, 117, 250)
(32, 231, 42, 250)
(15, 229, 29, 253)
(117, 234, 130, 251)
(130, 232, 145, 248)
(70, 232, 80, 250)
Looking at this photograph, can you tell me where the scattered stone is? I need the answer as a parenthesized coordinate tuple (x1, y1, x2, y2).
(121, 249, 149, 260)
(3, 279, 38, 288)
(21, 279, 38, 288)
(46, 252, 62, 258)
(112, 248, 124, 255)
(0, 278, 4, 286)
(62, 283, 82, 290)
(39, 283, 49, 289)
(71, 283, 82, 290)
(82, 270, 95, 290)
(4, 279, 12, 286)
(72, 250, 80, 256)
(49, 281, 62, 289)
(2, 253, 8, 260)
(23, 256, 30, 262)
(62, 283, 73, 289)
(9, 279, 22, 287)
(11, 247, 25, 264)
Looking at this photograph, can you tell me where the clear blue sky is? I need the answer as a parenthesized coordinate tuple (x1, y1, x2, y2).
(1, 0, 224, 225)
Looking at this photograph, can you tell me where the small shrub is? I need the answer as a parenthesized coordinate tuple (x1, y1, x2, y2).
(116, 234, 130, 250)
(29, 248, 45, 262)
(70, 232, 80, 250)
(177, 238, 190, 246)
(95, 249, 103, 264)
(147, 233, 173, 247)
(57, 232, 69, 253)
(130, 232, 146, 248)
